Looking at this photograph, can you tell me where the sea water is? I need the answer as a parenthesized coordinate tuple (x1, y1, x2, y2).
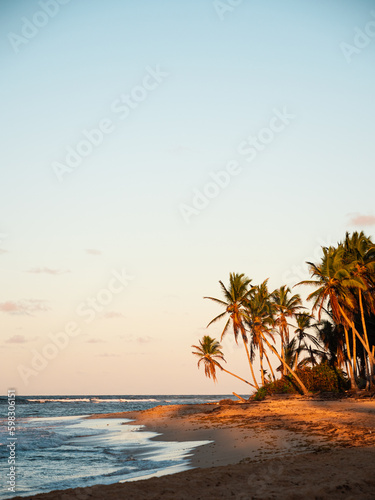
(0, 395, 232, 498)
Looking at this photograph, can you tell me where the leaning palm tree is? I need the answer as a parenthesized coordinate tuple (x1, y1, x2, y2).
(245, 281, 310, 395)
(276, 337, 313, 372)
(342, 231, 375, 385)
(297, 245, 375, 389)
(192, 335, 255, 387)
(256, 329, 310, 395)
(271, 286, 303, 375)
(204, 273, 259, 388)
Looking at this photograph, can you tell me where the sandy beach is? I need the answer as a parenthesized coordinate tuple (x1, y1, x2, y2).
(12, 395, 375, 499)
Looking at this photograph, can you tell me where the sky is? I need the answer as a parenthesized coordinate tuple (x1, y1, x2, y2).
(1, 0, 375, 395)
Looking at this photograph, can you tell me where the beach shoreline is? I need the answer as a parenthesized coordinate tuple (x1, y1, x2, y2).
(10, 396, 375, 499)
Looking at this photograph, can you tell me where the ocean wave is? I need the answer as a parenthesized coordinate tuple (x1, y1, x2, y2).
(0, 396, 31, 405)
(25, 397, 160, 404)
(27, 398, 91, 403)
(14, 429, 67, 451)
(90, 398, 158, 403)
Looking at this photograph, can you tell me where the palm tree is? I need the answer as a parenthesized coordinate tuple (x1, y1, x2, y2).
(192, 335, 256, 387)
(204, 273, 259, 388)
(256, 330, 310, 394)
(276, 337, 313, 372)
(245, 281, 310, 395)
(271, 286, 303, 375)
(298, 245, 375, 389)
(342, 231, 375, 384)
(245, 280, 276, 385)
(293, 313, 324, 368)
(313, 317, 345, 369)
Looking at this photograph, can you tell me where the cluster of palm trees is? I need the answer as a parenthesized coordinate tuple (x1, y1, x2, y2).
(192, 231, 375, 395)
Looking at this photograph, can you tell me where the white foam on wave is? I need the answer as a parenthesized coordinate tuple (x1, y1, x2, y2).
(28, 415, 87, 423)
(90, 398, 158, 403)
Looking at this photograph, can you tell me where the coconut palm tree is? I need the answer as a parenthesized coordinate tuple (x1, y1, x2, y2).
(313, 317, 345, 369)
(271, 286, 303, 375)
(245, 280, 310, 395)
(342, 231, 375, 385)
(257, 329, 310, 394)
(293, 313, 323, 367)
(245, 280, 276, 386)
(297, 245, 375, 389)
(276, 337, 313, 372)
(192, 335, 256, 387)
(204, 273, 259, 388)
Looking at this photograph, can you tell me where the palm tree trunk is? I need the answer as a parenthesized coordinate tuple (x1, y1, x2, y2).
(241, 336, 259, 389)
(344, 326, 357, 390)
(358, 290, 373, 387)
(338, 304, 375, 366)
(280, 328, 285, 376)
(260, 333, 309, 395)
(263, 350, 276, 381)
(260, 352, 265, 386)
(352, 328, 357, 377)
(358, 290, 370, 349)
(220, 367, 256, 388)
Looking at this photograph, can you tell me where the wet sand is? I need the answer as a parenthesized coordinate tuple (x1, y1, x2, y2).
(11, 395, 375, 499)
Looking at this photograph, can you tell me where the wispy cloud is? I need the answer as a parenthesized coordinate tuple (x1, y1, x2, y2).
(102, 311, 125, 319)
(0, 249, 8, 254)
(117, 334, 153, 344)
(85, 249, 102, 256)
(96, 353, 120, 357)
(137, 336, 153, 344)
(348, 214, 375, 226)
(27, 267, 70, 275)
(0, 300, 49, 315)
(86, 338, 106, 344)
(5, 334, 37, 344)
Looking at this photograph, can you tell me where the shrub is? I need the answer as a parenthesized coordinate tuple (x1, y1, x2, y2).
(253, 387, 268, 401)
(254, 363, 349, 398)
(292, 363, 349, 393)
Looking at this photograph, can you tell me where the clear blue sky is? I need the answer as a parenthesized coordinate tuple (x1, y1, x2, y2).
(1, 0, 375, 395)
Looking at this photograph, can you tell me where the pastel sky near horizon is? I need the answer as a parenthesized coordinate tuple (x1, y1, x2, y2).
(1, 0, 375, 395)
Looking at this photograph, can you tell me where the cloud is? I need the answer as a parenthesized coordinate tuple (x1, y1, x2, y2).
(6, 335, 27, 344)
(116, 334, 153, 343)
(0, 249, 8, 254)
(5, 334, 38, 344)
(86, 338, 106, 343)
(85, 249, 102, 255)
(96, 353, 120, 357)
(123, 351, 147, 356)
(102, 311, 125, 319)
(27, 267, 70, 275)
(348, 214, 375, 226)
(137, 336, 153, 344)
(0, 300, 49, 315)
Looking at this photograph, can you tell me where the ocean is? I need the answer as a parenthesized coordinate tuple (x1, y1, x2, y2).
(0, 394, 234, 499)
